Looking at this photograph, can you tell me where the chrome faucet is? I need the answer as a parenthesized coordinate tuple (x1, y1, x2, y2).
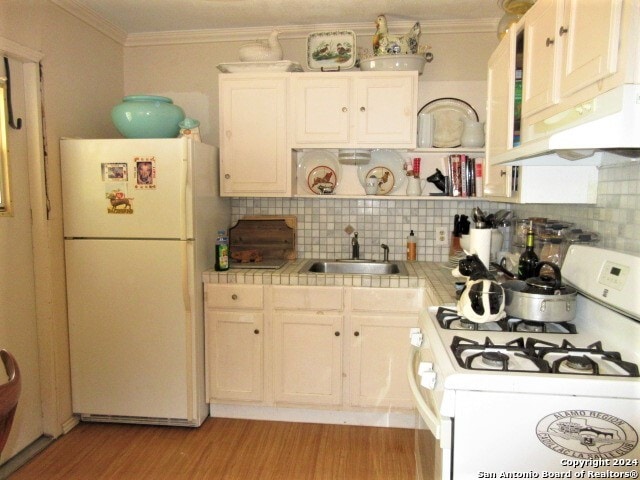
(381, 243, 389, 262)
(351, 232, 360, 260)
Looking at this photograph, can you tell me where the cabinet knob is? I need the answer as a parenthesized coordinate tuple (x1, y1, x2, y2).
(360, 106, 366, 112)
(341, 107, 348, 113)
(254, 329, 260, 335)
(354, 331, 360, 337)
(231, 294, 238, 300)
(500, 169, 507, 177)
(225, 174, 231, 179)
(334, 331, 341, 337)
(559, 26, 568, 36)
(546, 37, 555, 47)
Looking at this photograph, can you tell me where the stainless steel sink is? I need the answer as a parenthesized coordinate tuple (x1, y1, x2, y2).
(300, 259, 408, 275)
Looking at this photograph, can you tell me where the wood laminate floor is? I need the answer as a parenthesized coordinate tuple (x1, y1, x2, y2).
(10, 418, 416, 479)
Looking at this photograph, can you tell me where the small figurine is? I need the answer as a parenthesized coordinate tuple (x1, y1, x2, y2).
(239, 30, 283, 62)
(179, 118, 201, 141)
(373, 15, 421, 55)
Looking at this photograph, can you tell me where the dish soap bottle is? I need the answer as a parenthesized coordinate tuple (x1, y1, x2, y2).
(517, 221, 538, 280)
(407, 230, 417, 261)
(215, 230, 229, 271)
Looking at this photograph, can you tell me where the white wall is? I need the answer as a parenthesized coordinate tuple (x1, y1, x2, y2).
(0, 0, 124, 442)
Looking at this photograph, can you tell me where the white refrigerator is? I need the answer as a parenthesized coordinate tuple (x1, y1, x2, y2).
(60, 138, 230, 426)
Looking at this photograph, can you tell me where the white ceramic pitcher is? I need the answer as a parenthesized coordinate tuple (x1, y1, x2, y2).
(406, 177, 427, 196)
(460, 119, 485, 148)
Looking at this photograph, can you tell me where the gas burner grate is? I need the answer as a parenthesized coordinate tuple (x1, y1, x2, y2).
(436, 307, 509, 331)
(451, 336, 551, 372)
(436, 307, 577, 333)
(508, 319, 577, 334)
(527, 339, 640, 377)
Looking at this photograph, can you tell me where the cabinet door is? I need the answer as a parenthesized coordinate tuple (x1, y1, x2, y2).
(559, 0, 622, 97)
(273, 312, 343, 406)
(522, 0, 562, 117)
(483, 162, 514, 198)
(219, 75, 290, 196)
(291, 75, 351, 145)
(486, 34, 514, 163)
(207, 311, 263, 402)
(349, 314, 415, 409)
(354, 74, 417, 147)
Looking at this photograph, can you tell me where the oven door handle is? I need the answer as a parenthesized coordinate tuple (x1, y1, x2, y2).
(407, 346, 441, 440)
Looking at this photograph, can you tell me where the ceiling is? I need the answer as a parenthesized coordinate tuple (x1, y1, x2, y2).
(64, 0, 504, 35)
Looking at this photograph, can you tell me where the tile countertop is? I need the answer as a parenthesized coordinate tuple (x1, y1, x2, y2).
(203, 260, 457, 305)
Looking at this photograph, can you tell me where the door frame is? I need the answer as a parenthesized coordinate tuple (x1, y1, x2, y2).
(1, 36, 63, 439)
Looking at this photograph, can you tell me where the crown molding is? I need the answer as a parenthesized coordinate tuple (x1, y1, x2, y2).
(125, 19, 498, 47)
(51, 2, 498, 47)
(52, 0, 128, 45)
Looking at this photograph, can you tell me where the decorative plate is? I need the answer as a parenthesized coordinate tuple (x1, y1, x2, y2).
(357, 149, 406, 195)
(297, 150, 341, 195)
(307, 31, 356, 70)
(307, 165, 337, 194)
(365, 166, 395, 195)
(418, 98, 479, 148)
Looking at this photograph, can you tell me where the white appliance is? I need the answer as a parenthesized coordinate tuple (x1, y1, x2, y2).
(408, 246, 640, 479)
(493, 84, 640, 165)
(61, 138, 230, 427)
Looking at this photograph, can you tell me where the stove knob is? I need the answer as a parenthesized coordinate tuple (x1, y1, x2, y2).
(409, 328, 423, 347)
(420, 371, 437, 390)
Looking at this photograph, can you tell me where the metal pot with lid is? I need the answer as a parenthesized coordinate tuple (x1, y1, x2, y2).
(502, 261, 577, 322)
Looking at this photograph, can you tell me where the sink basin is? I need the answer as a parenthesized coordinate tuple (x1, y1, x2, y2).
(300, 260, 408, 275)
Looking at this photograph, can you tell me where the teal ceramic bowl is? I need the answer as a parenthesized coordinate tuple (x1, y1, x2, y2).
(111, 95, 185, 138)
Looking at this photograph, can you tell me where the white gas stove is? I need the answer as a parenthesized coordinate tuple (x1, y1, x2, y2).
(409, 246, 640, 479)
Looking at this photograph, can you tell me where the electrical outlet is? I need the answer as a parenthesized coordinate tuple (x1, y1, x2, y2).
(435, 228, 448, 247)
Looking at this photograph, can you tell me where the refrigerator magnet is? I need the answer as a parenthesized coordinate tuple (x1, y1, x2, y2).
(105, 188, 133, 214)
(102, 163, 128, 182)
(135, 157, 156, 189)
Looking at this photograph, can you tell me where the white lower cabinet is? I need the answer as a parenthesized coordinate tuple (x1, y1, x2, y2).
(205, 284, 264, 402)
(349, 288, 424, 409)
(272, 286, 343, 406)
(205, 284, 423, 414)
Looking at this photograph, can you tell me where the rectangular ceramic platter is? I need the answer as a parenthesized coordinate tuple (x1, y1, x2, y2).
(307, 30, 356, 70)
(217, 61, 303, 73)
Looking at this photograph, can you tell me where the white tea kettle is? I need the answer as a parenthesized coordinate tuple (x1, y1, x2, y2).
(457, 278, 506, 323)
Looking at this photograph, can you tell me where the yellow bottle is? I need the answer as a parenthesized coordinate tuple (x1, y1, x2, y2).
(407, 230, 417, 261)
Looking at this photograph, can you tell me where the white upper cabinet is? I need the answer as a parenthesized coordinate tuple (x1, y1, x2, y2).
(520, 0, 624, 123)
(522, 0, 562, 117)
(559, 0, 622, 98)
(291, 71, 417, 148)
(219, 73, 292, 197)
(486, 32, 515, 161)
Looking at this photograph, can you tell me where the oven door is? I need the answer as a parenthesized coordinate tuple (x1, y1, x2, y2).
(408, 344, 453, 480)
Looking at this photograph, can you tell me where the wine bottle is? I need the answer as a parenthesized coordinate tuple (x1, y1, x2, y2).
(517, 222, 538, 280)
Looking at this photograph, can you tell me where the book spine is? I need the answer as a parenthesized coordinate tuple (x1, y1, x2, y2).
(475, 158, 484, 198)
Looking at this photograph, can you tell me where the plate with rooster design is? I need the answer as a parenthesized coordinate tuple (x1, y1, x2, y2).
(298, 150, 341, 195)
(357, 149, 405, 195)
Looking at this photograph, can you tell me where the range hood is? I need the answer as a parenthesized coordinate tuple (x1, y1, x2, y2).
(492, 84, 640, 165)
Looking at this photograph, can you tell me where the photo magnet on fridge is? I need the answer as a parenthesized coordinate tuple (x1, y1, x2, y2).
(135, 156, 156, 189)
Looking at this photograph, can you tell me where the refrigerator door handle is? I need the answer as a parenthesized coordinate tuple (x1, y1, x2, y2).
(181, 241, 192, 315)
(179, 151, 189, 241)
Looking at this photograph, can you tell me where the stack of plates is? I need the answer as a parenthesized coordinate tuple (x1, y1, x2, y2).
(338, 149, 371, 165)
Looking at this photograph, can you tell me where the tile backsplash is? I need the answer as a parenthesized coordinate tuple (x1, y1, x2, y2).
(231, 159, 640, 262)
(231, 198, 510, 262)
